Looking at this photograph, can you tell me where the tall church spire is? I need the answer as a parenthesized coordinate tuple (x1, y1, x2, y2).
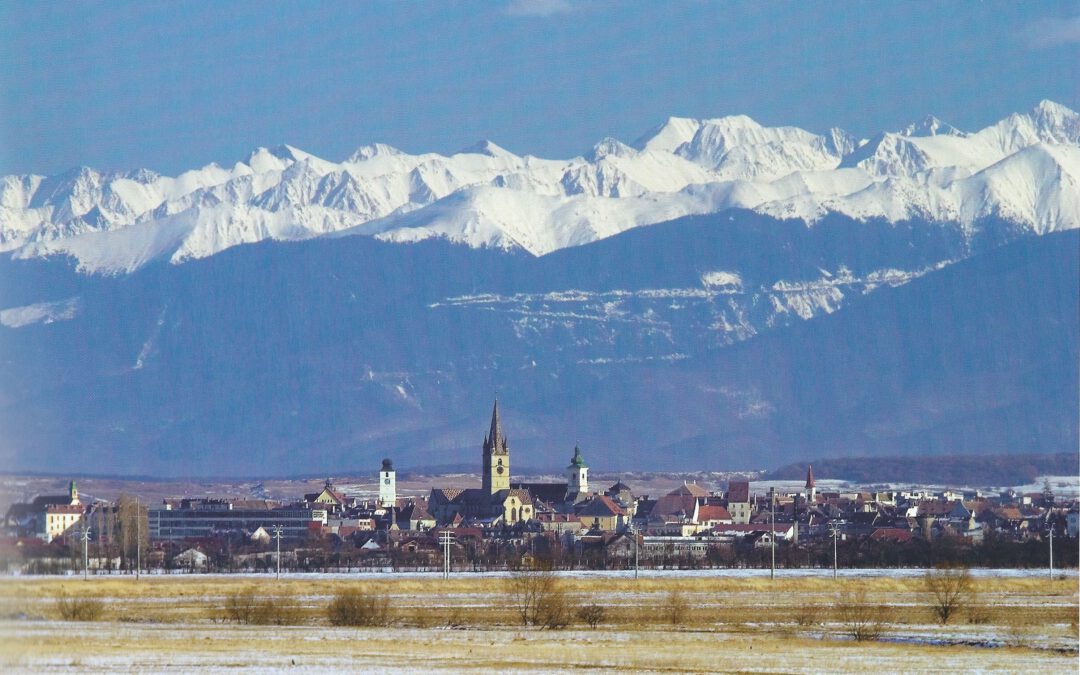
(487, 398, 507, 455)
(805, 464, 817, 503)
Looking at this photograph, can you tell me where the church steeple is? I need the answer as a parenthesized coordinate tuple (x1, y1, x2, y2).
(486, 398, 507, 455)
(805, 464, 817, 502)
(482, 399, 510, 494)
(566, 444, 588, 502)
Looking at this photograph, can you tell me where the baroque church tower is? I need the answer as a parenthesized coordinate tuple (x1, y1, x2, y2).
(482, 399, 510, 494)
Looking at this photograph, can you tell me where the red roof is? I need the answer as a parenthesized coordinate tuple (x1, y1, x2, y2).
(869, 528, 914, 543)
(714, 523, 792, 534)
(578, 495, 625, 518)
(697, 505, 731, 522)
(727, 481, 750, 503)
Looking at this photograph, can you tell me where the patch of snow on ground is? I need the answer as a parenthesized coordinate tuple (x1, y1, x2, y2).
(0, 297, 81, 328)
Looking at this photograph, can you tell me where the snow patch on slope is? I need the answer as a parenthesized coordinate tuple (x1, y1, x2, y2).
(0, 297, 81, 328)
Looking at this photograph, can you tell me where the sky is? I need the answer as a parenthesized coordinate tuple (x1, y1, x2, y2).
(1, 1, 1078, 177)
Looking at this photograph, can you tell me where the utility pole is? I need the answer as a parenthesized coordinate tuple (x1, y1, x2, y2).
(273, 525, 283, 580)
(1049, 527, 1054, 579)
(769, 487, 776, 580)
(634, 529, 639, 580)
(135, 497, 140, 581)
(829, 522, 839, 580)
(439, 530, 454, 580)
(81, 525, 91, 581)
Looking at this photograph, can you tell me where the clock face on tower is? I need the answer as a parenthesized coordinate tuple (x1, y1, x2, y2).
(496, 466, 504, 475)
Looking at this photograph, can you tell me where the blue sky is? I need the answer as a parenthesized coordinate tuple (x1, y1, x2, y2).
(1, 1, 1077, 176)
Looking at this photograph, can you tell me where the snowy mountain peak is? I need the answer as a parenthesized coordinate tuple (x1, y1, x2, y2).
(347, 143, 405, 163)
(586, 137, 637, 162)
(456, 140, 514, 158)
(633, 116, 702, 153)
(899, 115, 965, 138)
(245, 147, 294, 174)
(1029, 99, 1080, 143)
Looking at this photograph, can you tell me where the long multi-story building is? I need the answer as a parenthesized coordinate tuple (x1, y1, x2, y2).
(148, 498, 326, 542)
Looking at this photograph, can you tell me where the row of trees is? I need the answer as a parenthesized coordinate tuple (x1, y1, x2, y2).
(8, 526, 1073, 575)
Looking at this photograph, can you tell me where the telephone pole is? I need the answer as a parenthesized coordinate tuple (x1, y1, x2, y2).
(439, 530, 454, 580)
(273, 526, 283, 580)
(135, 497, 141, 581)
(829, 522, 839, 580)
(634, 529, 639, 580)
(1049, 527, 1054, 579)
(81, 525, 91, 581)
(769, 487, 776, 580)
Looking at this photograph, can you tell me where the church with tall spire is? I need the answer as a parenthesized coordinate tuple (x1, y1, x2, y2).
(428, 399, 533, 525)
(481, 399, 510, 494)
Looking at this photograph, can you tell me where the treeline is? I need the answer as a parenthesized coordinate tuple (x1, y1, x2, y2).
(766, 452, 1078, 486)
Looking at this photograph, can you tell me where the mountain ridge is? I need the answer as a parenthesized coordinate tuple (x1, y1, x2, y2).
(2, 101, 1077, 273)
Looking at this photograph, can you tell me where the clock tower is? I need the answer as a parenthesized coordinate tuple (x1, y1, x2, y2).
(379, 458, 396, 508)
(482, 399, 510, 494)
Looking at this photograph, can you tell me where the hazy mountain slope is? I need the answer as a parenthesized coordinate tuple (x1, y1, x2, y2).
(0, 208, 1073, 475)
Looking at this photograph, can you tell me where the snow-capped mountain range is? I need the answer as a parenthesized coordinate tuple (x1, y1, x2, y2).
(2, 101, 1077, 274)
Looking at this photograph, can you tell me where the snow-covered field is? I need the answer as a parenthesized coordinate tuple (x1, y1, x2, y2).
(1, 620, 1076, 674)
(1, 568, 1075, 672)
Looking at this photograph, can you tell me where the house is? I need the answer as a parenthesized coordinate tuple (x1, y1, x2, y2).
(4, 480, 84, 542)
(396, 502, 436, 531)
(536, 512, 583, 534)
(249, 526, 272, 544)
(173, 547, 208, 570)
(713, 523, 796, 547)
(726, 481, 751, 524)
(696, 504, 733, 527)
(869, 527, 914, 543)
(304, 479, 350, 513)
(577, 495, 627, 532)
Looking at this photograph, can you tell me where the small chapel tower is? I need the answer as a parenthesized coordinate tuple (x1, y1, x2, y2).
(805, 464, 817, 503)
(566, 445, 589, 502)
(69, 480, 80, 506)
(482, 399, 510, 494)
(378, 458, 396, 508)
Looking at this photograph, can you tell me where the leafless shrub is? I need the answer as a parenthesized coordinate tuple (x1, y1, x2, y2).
(225, 588, 302, 625)
(965, 596, 991, 625)
(55, 589, 104, 621)
(1003, 623, 1032, 649)
(253, 597, 302, 626)
(445, 606, 466, 629)
(577, 603, 606, 628)
(837, 588, 884, 641)
(327, 588, 391, 626)
(924, 565, 972, 625)
(793, 603, 820, 627)
(535, 585, 572, 629)
(224, 588, 258, 624)
(506, 560, 560, 626)
(663, 589, 689, 626)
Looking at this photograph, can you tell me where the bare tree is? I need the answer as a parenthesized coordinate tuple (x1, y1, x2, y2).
(577, 603, 606, 628)
(837, 588, 884, 641)
(505, 559, 561, 626)
(663, 588, 689, 626)
(115, 495, 149, 572)
(924, 565, 972, 625)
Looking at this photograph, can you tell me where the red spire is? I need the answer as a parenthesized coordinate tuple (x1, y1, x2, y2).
(805, 464, 816, 489)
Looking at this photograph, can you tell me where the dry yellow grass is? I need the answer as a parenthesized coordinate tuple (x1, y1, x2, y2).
(0, 572, 1076, 672)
